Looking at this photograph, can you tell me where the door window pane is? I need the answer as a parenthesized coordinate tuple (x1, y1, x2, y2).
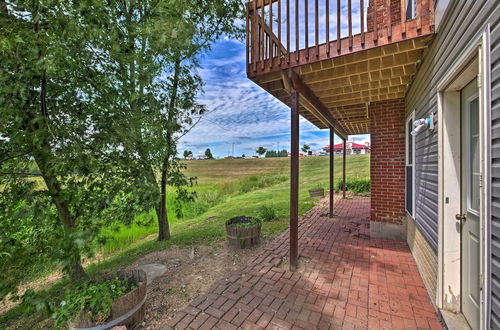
(469, 98, 480, 212)
(406, 115, 414, 216)
(406, 165, 413, 215)
(407, 119, 413, 165)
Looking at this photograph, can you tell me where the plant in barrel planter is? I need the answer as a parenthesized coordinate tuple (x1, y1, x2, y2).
(225, 216, 262, 249)
(308, 184, 325, 198)
(53, 269, 147, 330)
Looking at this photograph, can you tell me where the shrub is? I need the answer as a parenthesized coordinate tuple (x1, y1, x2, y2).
(335, 178, 370, 195)
(257, 205, 278, 221)
(309, 184, 324, 191)
(51, 276, 137, 326)
(226, 216, 261, 228)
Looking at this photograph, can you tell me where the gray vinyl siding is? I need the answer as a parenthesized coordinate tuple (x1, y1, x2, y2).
(490, 6, 500, 329)
(406, 0, 500, 326)
(406, 1, 498, 255)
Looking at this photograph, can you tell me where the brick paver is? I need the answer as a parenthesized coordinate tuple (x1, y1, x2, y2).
(167, 196, 443, 329)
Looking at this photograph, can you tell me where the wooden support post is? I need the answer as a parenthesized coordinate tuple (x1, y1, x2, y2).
(290, 90, 299, 271)
(342, 138, 347, 199)
(329, 127, 335, 218)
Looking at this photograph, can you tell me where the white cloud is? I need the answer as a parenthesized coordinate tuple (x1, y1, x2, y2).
(180, 3, 372, 158)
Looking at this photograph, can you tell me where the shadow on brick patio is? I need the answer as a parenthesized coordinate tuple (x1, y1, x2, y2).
(166, 196, 443, 330)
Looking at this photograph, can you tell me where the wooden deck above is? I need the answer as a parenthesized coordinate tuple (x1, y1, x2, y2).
(246, 0, 435, 135)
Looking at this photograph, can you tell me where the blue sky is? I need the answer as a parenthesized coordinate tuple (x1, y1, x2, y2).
(178, 37, 370, 158)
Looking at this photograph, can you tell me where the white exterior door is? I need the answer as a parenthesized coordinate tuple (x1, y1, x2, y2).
(461, 78, 480, 330)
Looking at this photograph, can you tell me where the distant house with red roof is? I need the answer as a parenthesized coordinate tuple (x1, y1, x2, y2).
(322, 141, 370, 155)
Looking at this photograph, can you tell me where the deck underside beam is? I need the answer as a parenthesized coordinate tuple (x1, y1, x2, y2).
(250, 35, 432, 135)
(286, 70, 348, 140)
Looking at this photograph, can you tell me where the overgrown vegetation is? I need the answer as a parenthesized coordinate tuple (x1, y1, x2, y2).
(226, 216, 261, 228)
(335, 177, 371, 195)
(257, 205, 278, 221)
(51, 276, 137, 326)
(99, 173, 287, 255)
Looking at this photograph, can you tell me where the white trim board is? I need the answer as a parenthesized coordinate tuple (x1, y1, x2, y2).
(436, 28, 491, 329)
(480, 25, 492, 330)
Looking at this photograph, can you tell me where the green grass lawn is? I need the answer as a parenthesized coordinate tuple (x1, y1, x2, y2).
(0, 154, 369, 329)
(99, 155, 369, 254)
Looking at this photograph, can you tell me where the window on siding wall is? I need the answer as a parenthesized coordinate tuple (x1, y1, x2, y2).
(406, 0, 416, 20)
(406, 112, 415, 216)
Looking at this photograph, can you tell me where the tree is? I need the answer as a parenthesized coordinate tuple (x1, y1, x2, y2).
(265, 150, 276, 157)
(0, 0, 154, 295)
(256, 146, 267, 157)
(265, 149, 288, 158)
(279, 149, 289, 157)
(93, 0, 242, 241)
(302, 144, 311, 154)
(205, 148, 214, 159)
(242, 154, 245, 158)
(183, 150, 193, 158)
(0, 0, 242, 305)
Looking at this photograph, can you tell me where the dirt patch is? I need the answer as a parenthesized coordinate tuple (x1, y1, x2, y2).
(127, 240, 268, 329)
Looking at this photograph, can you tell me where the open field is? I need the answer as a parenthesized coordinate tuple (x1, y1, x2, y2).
(183, 154, 369, 183)
(99, 155, 369, 254)
(182, 157, 290, 184)
(0, 155, 369, 329)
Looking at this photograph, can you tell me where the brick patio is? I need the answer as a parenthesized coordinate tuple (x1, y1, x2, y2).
(167, 196, 443, 329)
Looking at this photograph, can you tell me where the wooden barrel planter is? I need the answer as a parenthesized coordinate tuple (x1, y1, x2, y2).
(308, 188, 325, 198)
(70, 269, 147, 330)
(226, 216, 262, 249)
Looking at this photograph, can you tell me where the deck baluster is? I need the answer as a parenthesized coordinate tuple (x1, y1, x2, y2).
(269, 0, 273, 67)
(374, 0, 378, 42)
(326, 0, 330, 55)
(252, 1, 258, 72)
(315, 0, 319, 57)
(295, 0, 299, 61)
(348, 0, 352, 48)
(278, 0, 282, 66)
(361, 0, 365, 45)
(337, 0, 341, 52)
(305, 0, 309, 60)
(261, 1, 265, 70)
(287, 0, 290, 63)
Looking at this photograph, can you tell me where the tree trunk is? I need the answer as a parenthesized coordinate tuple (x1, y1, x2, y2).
(156, 57, 181, 241)
(28, 19, 87, 279)
(157, 161, 171, 241)
(33, 149, 87, 280)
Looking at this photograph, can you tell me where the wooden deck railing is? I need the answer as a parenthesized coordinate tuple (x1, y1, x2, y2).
(246, 0, 435, 77)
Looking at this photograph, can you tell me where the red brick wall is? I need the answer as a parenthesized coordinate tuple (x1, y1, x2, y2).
(367, 0, 402, 32)
(369, 98, 406, 225)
